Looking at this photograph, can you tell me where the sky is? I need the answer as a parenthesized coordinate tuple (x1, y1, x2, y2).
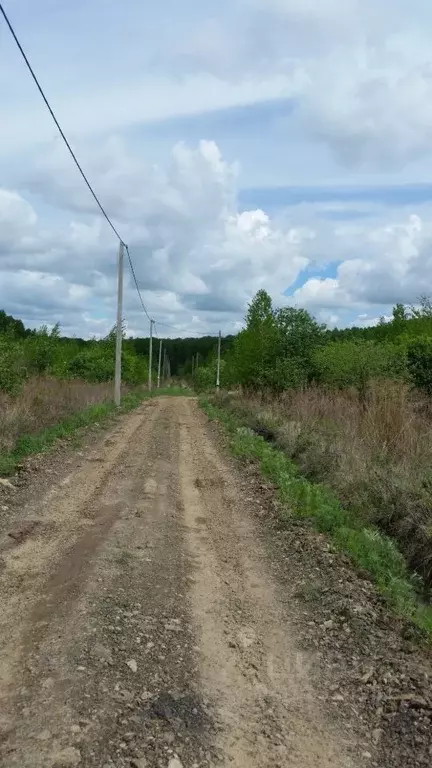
(2, 0, 432, 337)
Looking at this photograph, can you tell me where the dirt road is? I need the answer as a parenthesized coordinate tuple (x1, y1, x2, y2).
(0, 397, 370, 766)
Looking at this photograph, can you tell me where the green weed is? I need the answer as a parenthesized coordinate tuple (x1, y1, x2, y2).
(114, 549, 133, 566)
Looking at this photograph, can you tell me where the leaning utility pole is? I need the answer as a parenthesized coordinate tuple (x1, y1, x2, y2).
(114, 241, 124, 406)
(148, 319, 154, 391)
(216, 330, 221, 392)
(157, 338, 163, 388)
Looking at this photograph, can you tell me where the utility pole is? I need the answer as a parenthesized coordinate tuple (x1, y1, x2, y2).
(114, 241, 124, 406)
(148, 319, 154, 391)
(157, 338, 163, 388)
(163, 348, 167, 381)
(191, 354, 194, 376)
(216, 330, 221, 392)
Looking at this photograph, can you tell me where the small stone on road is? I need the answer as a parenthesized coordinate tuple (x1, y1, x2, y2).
(168, 758, 184, 768)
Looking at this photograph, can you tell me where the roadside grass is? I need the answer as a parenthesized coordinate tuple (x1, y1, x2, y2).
(0, 377, 113, 456)
(213, 386, 432, 593)
(200, 398, 432, 639)
(0, 386, 192, 477)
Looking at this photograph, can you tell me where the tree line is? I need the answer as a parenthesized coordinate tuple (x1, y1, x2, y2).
(192, 291, 432, 397)
(3, 293, 432, 398)
(0, 316, 147, 394)
(130, 334, 234, 376)
(0, 309, 231, 394)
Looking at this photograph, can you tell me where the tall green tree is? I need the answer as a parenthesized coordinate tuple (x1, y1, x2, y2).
(273, 307, 325, 389)
(228, 292, 325, 392)
(230, 290, 278, 390)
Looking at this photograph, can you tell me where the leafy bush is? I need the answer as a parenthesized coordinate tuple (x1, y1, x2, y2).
(0, 320, 149, 395)
(24, 324, 62, 375)
(68, 347, 114, 383)
(192, 359, 229, 391)
(0, 335, 27, 394)
(407, 338, 432, 395)
(313, 340, 406, 399)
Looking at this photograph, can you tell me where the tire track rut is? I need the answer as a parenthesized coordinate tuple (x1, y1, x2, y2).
(178, 398, 357, 768)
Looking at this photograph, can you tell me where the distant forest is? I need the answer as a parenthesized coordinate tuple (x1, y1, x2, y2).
(0, 309, 234, 377)
(3, 296, 432, 386)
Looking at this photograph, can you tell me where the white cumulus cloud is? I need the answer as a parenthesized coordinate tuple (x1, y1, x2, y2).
(0, 139, 313, 335)
(292, 213, 432, 316)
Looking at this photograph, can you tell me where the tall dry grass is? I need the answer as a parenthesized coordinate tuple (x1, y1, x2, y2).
(221, 382, 432, 588)
(0, 377, 113, 454)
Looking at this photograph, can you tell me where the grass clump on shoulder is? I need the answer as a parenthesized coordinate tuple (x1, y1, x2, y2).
(200, 397, 432, 639)
(0, 386, 191, 478)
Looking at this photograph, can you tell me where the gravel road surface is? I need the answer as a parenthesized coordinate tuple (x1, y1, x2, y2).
(0, 396, 429, 767)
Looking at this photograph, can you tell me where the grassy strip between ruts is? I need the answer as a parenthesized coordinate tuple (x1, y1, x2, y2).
(0, 386, 192, 477)
(200, 397, 432, 640)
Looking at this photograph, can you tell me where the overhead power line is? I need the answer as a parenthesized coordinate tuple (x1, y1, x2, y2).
(0, 2, 219, 343)
(155, 321, 217, 337)
(0, 2, 123, 244)
(0, 2, 156, 324)
(125, 246, 152, 323)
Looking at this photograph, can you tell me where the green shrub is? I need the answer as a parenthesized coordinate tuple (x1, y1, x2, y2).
(314, 340, 405, 398)
(407, 338, 432, 394)
(0, 321, 149, 395)
(0, 336, 27, 393)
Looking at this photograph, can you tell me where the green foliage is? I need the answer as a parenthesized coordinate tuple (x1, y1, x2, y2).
(314, 340, 406, 397)
(230, 290, 279, 390)
(226, 290, 325, 393)
(274, 306, 325, 360)
(6, 288, 432, 402)
(407, 338, 432, 395)
(205, 292, 432, 398)
(24, 324, 62, 375)
(131, 334, 234, 377)
(411, 295, 432, 319)
(0, 335, 27, 393)
(68, 345, 114, 383)
(264, 356, 306, 392)
(68, 328, 149, 387)
(0, 316, 150, 394)
(392, 302, 409, 331)
(201, 398, 432, 638)
(193, 359, 218, 391)
(0, 309, 27, 338)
